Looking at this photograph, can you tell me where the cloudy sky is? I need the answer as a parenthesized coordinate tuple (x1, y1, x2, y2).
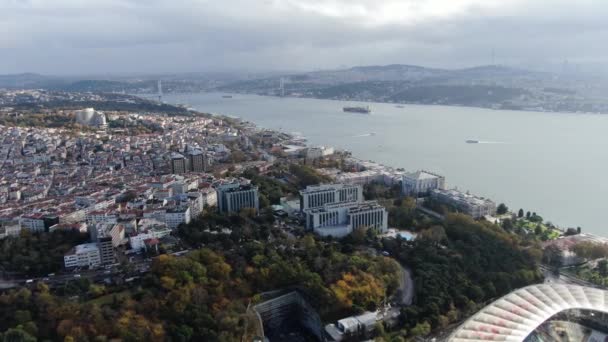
(1, 0, 607, 74)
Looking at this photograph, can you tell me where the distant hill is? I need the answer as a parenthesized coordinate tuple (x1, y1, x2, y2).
(217, 64, 608, 113)
(0, 73, 64, 88)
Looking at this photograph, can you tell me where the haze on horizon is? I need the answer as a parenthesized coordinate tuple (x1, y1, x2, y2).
(2, 0, 608, 75)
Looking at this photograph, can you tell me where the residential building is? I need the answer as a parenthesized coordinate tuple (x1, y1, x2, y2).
(306, 146, 335, 160)
(304, 201, 388, 238)
(430, 189, 496, 218)
(86, 211, 118, 226)
(0, 220, 20, 239)
(201, 187, 218, 208)
(98, 237, 115, 265)
(402, 170, 445, 197)
(20, 214, 46, 233)
(165, 206, 191, 229)
(299, 184, 363, 211)
(64, 243, 101, 268)
(188, 150, 207, 172)
(171, 152, 189, 174)
(129, 225, 172, 251)
(217, 182, 259, 214)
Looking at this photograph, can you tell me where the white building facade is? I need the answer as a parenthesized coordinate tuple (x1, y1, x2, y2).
(299, 183, 363, 211)
(430, 189, 496, 218)
(402, 170, 446, 197)
(64, 243, 101, 268)
(305, 201, 388, 238)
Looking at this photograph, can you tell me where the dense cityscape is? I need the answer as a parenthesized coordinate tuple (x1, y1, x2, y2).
(3, 1, 608, 341)
(0, 88, 604, 342)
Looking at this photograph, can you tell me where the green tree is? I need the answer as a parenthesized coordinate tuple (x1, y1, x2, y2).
(518, 209, 524, 218)
(496, 203, 508, 215)
(410, 322, 431, 337)
(598, 260, 608, 277)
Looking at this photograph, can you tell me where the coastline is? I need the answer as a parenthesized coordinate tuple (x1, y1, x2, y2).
(202, 90, 608, 116)
(210, 108, 608, 242)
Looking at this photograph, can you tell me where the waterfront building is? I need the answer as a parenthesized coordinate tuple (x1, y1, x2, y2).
(64, 243, 101, 269)
(299, 183, 363, 212)
(430, 188, 496, 218)
(402, 170, 445, 197)
(217, 182, 259, 214)
(304, 201, 388, 238)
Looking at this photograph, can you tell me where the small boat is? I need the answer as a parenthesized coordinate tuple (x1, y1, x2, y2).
(395, 105, 405, 108)
(466, 140, 480, 144)
(222, 95, 233, 98)
(343, 106, 371, 114)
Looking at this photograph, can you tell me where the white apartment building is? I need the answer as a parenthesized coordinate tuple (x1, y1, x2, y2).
(299, 183, 363, 211)
(129, 226, 172, 251)
(306, 146, 335, 160)
(86, 211, 118, 226)
(19, 214, 46, 233)
(402, 171, 446, 197)
(430, 189, 496, 218)
(64, 243, 101, 268)
(305, 201, 388, 238)
(165, 206, 191, 229)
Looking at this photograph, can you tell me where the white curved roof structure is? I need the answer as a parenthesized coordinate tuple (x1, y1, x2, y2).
(448, 284, 608, 342)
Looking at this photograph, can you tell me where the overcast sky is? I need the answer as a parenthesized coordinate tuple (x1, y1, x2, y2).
(1, 0, 608, 75)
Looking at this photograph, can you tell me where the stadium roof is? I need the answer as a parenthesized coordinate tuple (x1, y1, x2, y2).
(448, 284, 608, 342)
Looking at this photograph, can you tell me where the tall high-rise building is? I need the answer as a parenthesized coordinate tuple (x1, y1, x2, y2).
(98, 236, 115, 265)
(217, 182, 259, 214)
(188, 150, 207, 173)
(171, 153, 189, 174)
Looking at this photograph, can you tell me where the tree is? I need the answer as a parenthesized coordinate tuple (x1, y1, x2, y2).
(410, 322, 431, 337)
(496, 203, 508, 215)
(526, 211, 531, 219)
(598, 260, 608, 277)
(501, 218, 513, 232)
(518, 209, 524, 218)
(534, 225, 543, 236)
(543, 245, 563, 268)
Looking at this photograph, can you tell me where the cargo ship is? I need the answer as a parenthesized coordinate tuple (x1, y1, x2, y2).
(343, 106, 371, 114)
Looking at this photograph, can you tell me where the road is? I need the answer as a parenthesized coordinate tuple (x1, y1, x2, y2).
(540, 265, 601, 288)
(394, 263, 415, 306)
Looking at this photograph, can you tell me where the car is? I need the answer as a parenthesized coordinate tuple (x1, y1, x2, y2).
(25, 279, 34, 284)
(42, 277, 50, 281)
(47, 273, 56, 277)
(74, 274, 81, 278)
(381, 251, 390, 257)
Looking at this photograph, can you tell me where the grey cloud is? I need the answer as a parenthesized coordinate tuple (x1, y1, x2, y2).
(1, 0, 608, 74)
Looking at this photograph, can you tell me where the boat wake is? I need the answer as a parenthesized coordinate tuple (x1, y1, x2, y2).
(466, 139, 507, 144)
(353, 132, 377, 138)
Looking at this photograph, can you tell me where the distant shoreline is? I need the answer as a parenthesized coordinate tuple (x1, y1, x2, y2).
(159, 90, 608, 117)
